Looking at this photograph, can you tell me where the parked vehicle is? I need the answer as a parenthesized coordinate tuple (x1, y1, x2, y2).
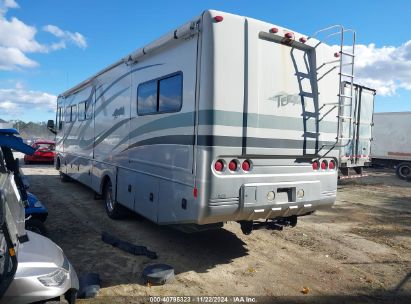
(338, 83, 375, 178)
(23, 139, 55, 164)
(0, 129, 78, 303)
(48, 10, 360, 234)
(371, 112, 411, 179)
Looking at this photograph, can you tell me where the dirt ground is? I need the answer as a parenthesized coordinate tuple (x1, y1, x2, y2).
(19, 161, 411, 303)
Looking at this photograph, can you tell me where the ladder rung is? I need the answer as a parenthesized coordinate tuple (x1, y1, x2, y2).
(338, 115, 352, 119)
(338, 94, 353, 98)
(300, 92, 314, 98)
(341, 51, 355, 57)
(339, 103, 352, 107)
(340, 73, 355, 78)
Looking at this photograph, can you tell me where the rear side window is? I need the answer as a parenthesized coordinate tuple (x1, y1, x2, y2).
(138, 81, 157, 115)
(137, 72, 182, 115)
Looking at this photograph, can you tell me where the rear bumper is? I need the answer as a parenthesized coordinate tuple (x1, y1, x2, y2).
(198, 175, 337, 224)
(25, 156, 54, 162)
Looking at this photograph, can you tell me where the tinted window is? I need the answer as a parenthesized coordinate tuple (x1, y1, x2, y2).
(78, 101, 85, 121)
(137, 81, 157, 115)
(65, 106, 71, 122)
(57, 107, 63, 130)
(159, 74, 182, 112)
(85, 99, 92, 120)
(71, 105, 77, 122)
(137, 72, 183, 116)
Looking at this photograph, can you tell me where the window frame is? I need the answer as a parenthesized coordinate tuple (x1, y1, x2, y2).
(137, 71, 183, 116)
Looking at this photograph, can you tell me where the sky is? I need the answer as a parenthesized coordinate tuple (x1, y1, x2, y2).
(0, 0, 410, 122)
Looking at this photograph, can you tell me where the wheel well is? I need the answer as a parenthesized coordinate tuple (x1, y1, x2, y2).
(56, 157, 61, 170)
(101, 175, 111, 195)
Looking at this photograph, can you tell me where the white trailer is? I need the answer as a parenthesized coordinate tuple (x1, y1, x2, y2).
(371, 112, 411, 179)
(338, 83, 375, 178)
(47, 10, 359, 234)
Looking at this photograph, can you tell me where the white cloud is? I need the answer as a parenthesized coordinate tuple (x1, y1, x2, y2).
(0, 0, 87, 70)
(43, 24, 87, 49)
(0, 0, 18, 15)
(0, 86, 56, 116)
(0, 46, 38, 70)
(351, 41, 411, 96)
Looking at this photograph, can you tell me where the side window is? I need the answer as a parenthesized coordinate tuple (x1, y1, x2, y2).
(85, 99, 93, 120)
(65, 106, 71, 122)
(78, 102, 85, 121)
(65, 105, 77, 123)
(158, 74, 182, 112)
(56, 107, 63, 130)
(137, 81, 157, 115)
(137, 72, 183, 116)
(71, 105, 77, 122)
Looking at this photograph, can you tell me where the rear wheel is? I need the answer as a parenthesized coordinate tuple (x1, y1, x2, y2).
(396, 162, 411, 180)
(103, 179, 126, 219)
(353, 166, 363, 175)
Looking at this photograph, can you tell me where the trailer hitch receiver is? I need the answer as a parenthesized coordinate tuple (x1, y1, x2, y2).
(239, 215, 298, 235)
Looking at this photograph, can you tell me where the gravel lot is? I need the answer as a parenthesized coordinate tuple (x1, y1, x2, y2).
(19, 161, 411, 303)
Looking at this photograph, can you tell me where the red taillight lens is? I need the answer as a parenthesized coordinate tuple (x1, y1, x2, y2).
(299, 37, 307, 43)
(214, 160, 224, 172)
(312, 161, 319, 170)
(228, 160, 237, 171)
(242, 160, 251, 171)
(285, 32, 294, 39)
(321, 160, 327, 170)
(334, 52, 340, 58)
(269, 27, 279, 33)
(214, 16, 224, 22)
(329, 160, 336, 170)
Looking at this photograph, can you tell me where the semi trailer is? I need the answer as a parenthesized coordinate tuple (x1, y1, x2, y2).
(371, 112, 411, 179)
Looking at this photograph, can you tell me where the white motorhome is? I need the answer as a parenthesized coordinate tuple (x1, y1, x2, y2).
(48, 10, 358, 234)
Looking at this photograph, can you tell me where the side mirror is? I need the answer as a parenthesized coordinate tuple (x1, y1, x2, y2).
(47, 120, 57, 135)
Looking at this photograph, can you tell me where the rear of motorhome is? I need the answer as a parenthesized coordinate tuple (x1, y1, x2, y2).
(50, 10, 358, 233)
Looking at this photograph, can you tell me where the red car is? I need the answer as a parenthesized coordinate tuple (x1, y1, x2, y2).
(24, 140, 55, 164)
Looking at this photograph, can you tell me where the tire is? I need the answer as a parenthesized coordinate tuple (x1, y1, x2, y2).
(25, 218, 47, 236)
(353, 166, 363, 175)
(396, 162, 411, 180)
(55, 158, 61, 170)
(103, 179, 126, 219)
(60, 172, 70, 182)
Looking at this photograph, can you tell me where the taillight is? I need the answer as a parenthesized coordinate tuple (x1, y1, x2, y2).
(228, 160, 237, 171)
(321, 160, 328, 170)
(329, 160, 336, 170)
(312, 161, 319, 170)
(284, 32, 294, 39)
(214, 16, 224, 22)
(242, 160, 251, 172)
(269, 27, 279, 33)
(214, 160, 224, 172)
